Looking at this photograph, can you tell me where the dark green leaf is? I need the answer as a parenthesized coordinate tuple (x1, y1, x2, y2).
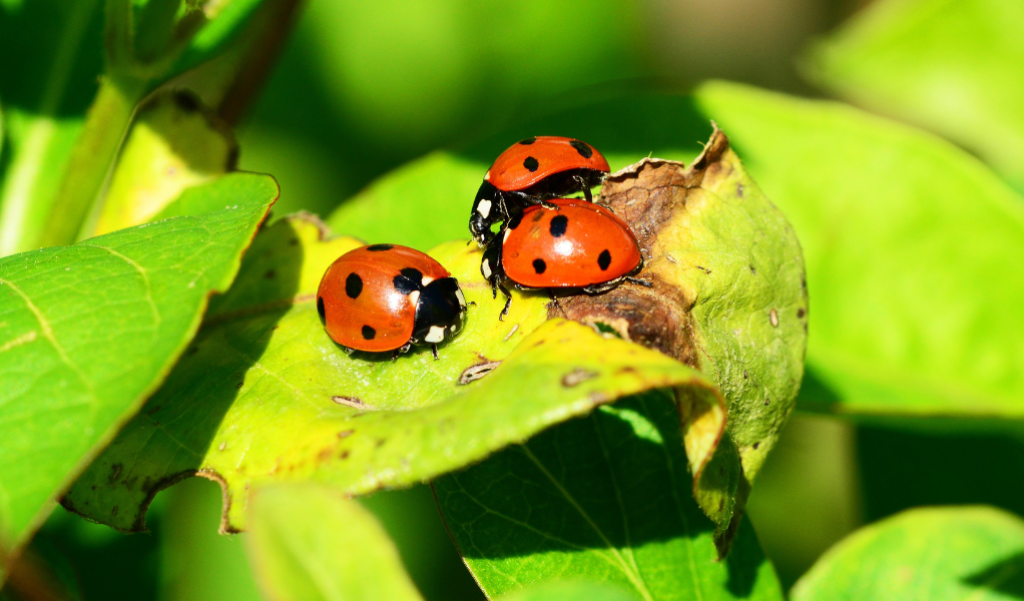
(434, 393, 784, 601)
(792, 506, 1024, 601)
(0, 173, 276, 553)
(496, 581, 640, 601)
(246, 483, 423, 601)
(805, 0, 1024, 192)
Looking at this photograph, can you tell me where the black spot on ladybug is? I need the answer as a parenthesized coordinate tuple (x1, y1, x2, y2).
(549, 215, 568, 237)
(523, 156, 539, 172)
(345, 273, 363, 299)
(361, 325, 376, 340)
(532, 258, 546, 274)
(569, 140, 593, 159)
(317, 297, 326, 324)
(393, 267, 423, 295)
(401, 267, 423, 284)
(367, 244, 393, 251)
(507, 211, 523, 230)
(598, 250, 612, 271)
(519, 137, 537, 145)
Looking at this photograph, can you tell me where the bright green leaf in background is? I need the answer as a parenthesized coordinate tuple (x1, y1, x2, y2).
(247, 483, 423, 601)
(792, 506, 1024, 601)
(695, 82, 1024, 419)
(0, 173, 276, 557)
(434, 393, 784, 601)
(64, 215, 725, 534)
(805, 0, 1024, 193)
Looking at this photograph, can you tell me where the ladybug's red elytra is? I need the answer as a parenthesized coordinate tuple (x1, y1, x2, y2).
(469, 136, 610, 246)
(317, 244, 467, 359)
(481, 199, 647, 318)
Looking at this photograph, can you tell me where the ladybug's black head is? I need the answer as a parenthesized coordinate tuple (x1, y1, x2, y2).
(470, 181, 501, 246)
(411, 277, 467, 347)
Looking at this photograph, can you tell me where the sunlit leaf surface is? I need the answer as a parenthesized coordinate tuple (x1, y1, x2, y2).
(64, 215, 723, 533)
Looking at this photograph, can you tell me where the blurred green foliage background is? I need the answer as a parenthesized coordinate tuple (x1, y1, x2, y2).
(8, 0, 1024, 599)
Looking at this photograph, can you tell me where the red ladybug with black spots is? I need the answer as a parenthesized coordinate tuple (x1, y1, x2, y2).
(469, 136, 610, 246)
(317, 244, 467, 359)
(480, 198, 648, 318)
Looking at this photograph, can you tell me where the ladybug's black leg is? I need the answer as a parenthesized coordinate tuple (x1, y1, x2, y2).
(431, 344, 439, 361)
(391, 350, 401, 361)
(572, 174, 594, 203)
(498, 284, 512, 321)
(625, 276, 654, 288)
(547, 290, 567, 317)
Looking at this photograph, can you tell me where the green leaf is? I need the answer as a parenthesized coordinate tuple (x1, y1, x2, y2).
(496, 581, 640, 601)
(434, 393, 784, 601)
(93, 90, 236, 235)
(569, 133, 806, 541)
(804, 0, 1024, 192)
(246, 483, 424, 601)
(792, 506, 1024, 601)
(0, 173, 276, 554)
(695, 81, 1024, 418)
(170, 0, 268, 78)
(334, 123, 807, 545)
(0, 0, 104, 255)
(62, 214, 724, 534)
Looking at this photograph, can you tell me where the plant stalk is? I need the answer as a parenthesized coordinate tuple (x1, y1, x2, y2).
(37, 75, 146, 249)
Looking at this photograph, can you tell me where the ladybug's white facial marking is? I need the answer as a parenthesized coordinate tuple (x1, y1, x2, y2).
(477, 199, 492, 218)
(503, 228, 511, 243)
(425, 325, 445, 343)
(409, 290, 421, 306)
(455, 288, 467, 309)
(482, 260, 492, 279)
(422, 275, 434, 286)
(484, 170, 491, 180)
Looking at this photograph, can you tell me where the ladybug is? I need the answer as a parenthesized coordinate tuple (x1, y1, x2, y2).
(317, 244, 467, 359)
(480, 198, 648, 318)
(469, 136, 610, 246)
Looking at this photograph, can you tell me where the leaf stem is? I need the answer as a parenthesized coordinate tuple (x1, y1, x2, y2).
(37, 75, 146, 248)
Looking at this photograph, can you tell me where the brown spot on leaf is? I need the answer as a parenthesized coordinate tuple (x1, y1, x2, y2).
(797, 307, 806, 318)
(332, 396, 365, 409)
(561, 368, 599, 387)
(109, 464, 123, 483)
(458, 361, 502, 385)
(340, 450, 350, 459)
(338, 430, 354, 439)
(264, 269, 276, 279)
(111, 506, 118, 516)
